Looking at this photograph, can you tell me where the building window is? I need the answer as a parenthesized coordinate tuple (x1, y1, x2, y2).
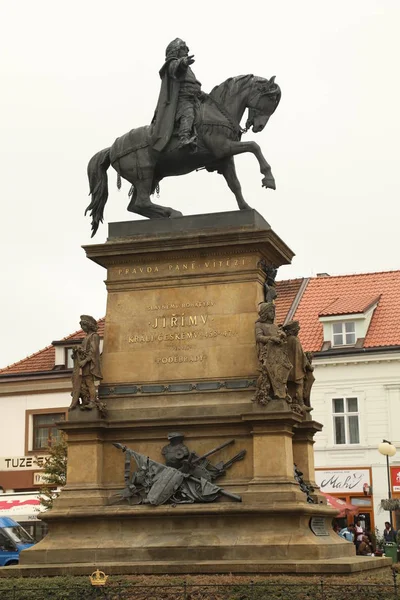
(332, 322, 356, 346)
(333, 397, 360, 444)
(65, 347, 75, 369)
(32, 413, 65, 451)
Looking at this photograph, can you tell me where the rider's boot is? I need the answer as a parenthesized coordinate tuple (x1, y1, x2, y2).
(178, 116, 197, 149)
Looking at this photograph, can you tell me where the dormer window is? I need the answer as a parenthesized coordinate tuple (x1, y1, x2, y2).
(52, 340, 82, 369)
(318, 293, 380, 351)
(65, 348, 75, 369)
(332, 322, 356, 346)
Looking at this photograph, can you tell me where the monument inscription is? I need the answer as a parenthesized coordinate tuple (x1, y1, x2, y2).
(110, 256, 252, 280)
(126, 300, 239, 368)
(101, 255, 260, 382)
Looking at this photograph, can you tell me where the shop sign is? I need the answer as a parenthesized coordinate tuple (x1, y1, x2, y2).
(391, 466, 400, 493)
(0, 456, 49, 471)
(33, 472, 47, 485)
(315, 468, 371, 494)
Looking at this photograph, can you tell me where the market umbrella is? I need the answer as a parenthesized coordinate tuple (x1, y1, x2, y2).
(321, 492, 359, 517)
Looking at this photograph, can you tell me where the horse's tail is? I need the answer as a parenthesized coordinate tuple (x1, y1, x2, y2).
(85, 147, 111, 237)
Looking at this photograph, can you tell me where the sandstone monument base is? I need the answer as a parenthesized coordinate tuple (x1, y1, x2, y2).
(13, 211, 389, 575)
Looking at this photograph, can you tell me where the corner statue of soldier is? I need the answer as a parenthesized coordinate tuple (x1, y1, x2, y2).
(150, 38, 202, 152)
(69, 315, 104, 414)
(253, 302, 292, 405)
(283, 320, 315, 409)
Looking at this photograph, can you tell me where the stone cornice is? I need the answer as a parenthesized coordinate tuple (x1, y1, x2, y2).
(83, 210, 294, 269)
(0, 374, 71, 396)
(314, 350, 400, 367)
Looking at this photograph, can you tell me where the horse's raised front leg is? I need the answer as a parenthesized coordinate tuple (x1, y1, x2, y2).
(226, 140, 276, 190)
(218, 158, 251, 210)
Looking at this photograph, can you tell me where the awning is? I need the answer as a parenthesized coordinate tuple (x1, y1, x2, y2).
(321, 492, 359, 518)
(0, 494, 42, 521)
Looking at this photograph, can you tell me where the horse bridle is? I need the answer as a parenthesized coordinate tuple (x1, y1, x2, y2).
(200, 80, 280, 138)
(245, 85, 281, 132)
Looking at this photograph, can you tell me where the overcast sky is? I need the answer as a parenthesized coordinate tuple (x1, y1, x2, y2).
(0, 0, 399, 368)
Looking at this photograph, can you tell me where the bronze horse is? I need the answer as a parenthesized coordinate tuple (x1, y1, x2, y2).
(86, 74, 281, 236)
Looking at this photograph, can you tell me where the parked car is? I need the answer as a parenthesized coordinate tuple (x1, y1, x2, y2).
(0, 517, 35, 566)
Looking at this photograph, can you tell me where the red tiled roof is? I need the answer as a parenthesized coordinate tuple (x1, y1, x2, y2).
(275, 278, 304, 325)
(319, 293, 380, 317)
(294, 271, 400, 352)
(0, 319, 105, 375)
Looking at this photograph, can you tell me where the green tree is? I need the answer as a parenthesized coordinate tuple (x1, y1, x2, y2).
(35, 433, 67, 510)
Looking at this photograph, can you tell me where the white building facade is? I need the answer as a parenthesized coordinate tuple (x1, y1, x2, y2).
(312, 350, 400, 533)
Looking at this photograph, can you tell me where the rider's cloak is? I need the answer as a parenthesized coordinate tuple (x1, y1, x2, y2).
(150, 57, 197, 152)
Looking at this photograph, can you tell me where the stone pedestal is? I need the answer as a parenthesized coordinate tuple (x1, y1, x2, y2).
(16, 211, 389, 575)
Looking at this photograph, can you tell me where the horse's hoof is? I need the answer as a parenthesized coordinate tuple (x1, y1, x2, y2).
(168, 208, 183, 218)
(262, 177, 276, 190)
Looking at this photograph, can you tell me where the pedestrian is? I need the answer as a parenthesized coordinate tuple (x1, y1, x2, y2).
(339, 525, 355, 542)
(333, 523, 341, 535)
(357, 535, 373, 556)
(364, 529, 376, 553)
(354, 519, 364, 550)
(383, 521, 397, 543)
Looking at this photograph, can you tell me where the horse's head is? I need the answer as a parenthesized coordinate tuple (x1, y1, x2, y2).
(246, 76, 281, 133)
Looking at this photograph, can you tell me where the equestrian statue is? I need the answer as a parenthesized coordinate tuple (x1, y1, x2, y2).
(86, 38, 281, 236)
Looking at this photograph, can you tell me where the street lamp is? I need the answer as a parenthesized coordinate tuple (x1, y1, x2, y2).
(378, 439, 397, 528)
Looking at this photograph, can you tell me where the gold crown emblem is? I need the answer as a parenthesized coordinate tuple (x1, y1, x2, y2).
(89, 569, 109, 586)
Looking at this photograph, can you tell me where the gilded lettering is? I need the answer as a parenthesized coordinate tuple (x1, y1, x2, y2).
(200, 315, 208, 324)
(171, 316, 178, 326)
(189, 316, 197, 326)
(183, 264, 188, 270)
(156, 354, 206, 364)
